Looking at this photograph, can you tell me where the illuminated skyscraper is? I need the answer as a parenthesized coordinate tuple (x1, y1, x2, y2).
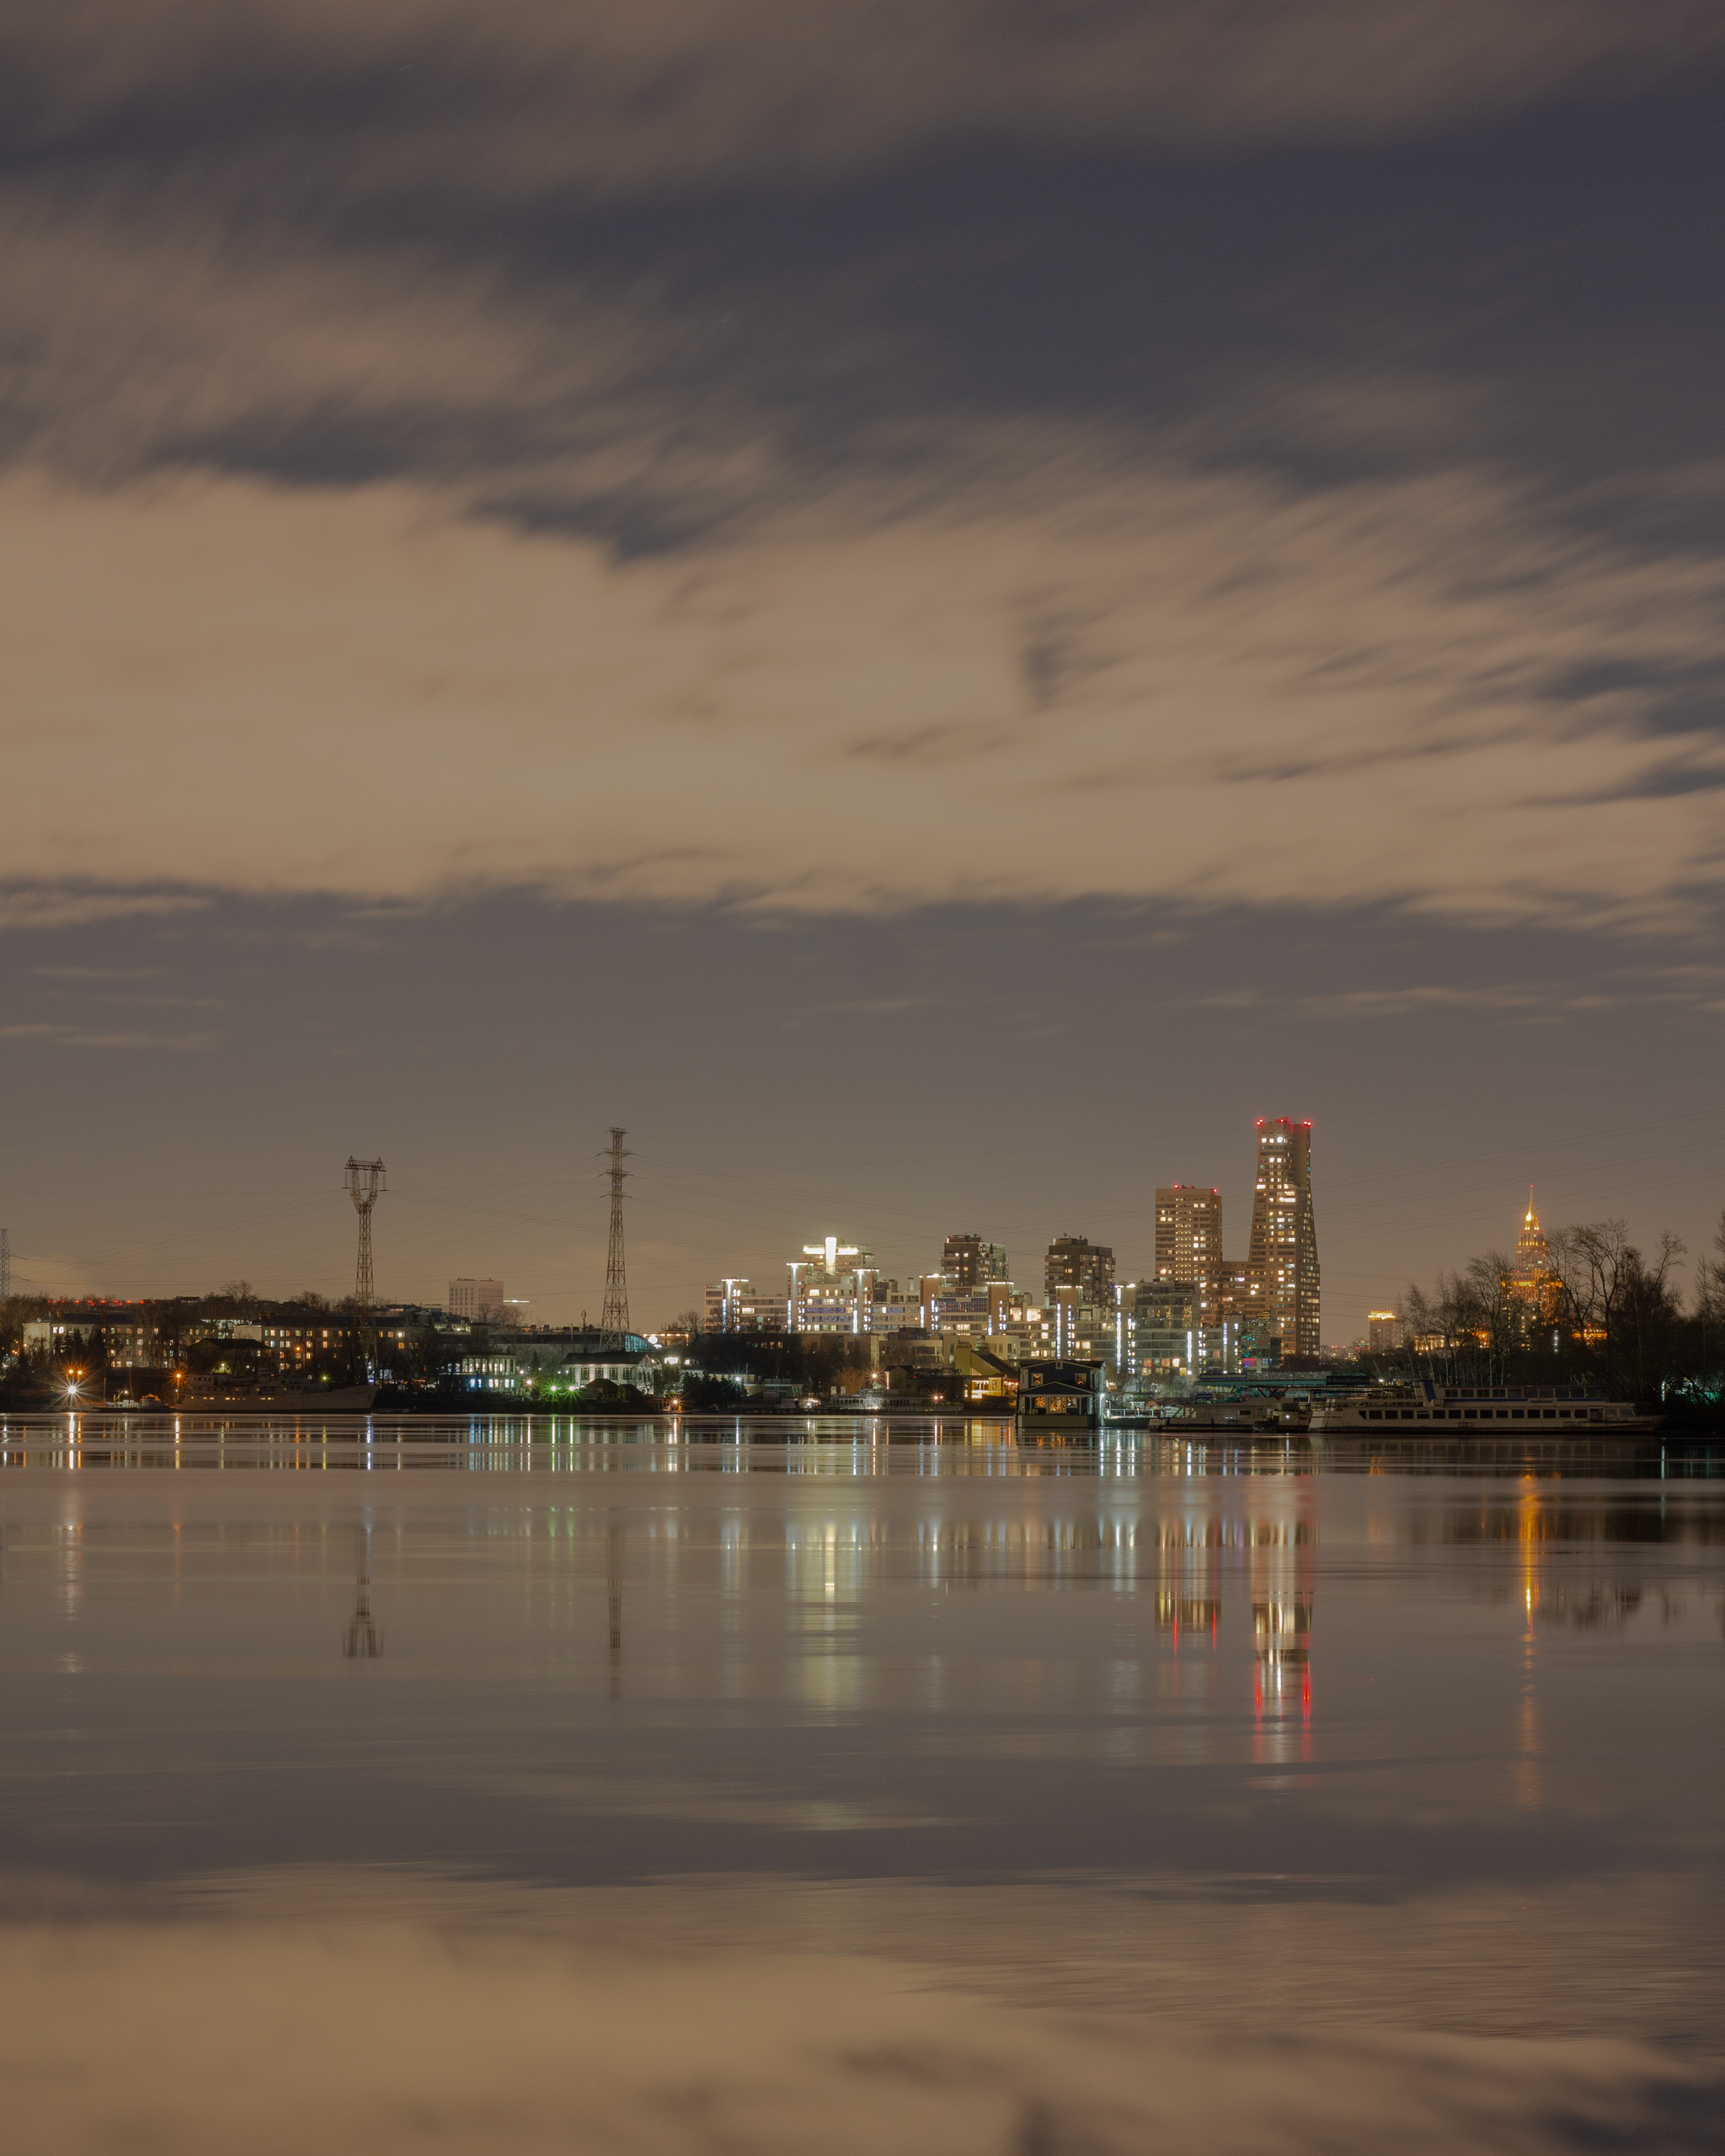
(1508, 1189, 1562, 1333)
(787, 1235, 878, 1332)
(1246, 1118, 1319, 1358)
(1155, 1186, 1222, 1323)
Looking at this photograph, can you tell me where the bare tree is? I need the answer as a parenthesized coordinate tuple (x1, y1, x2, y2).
(1551, 1222, 1686, 1399)
(1693, 1209, 1725, 1385)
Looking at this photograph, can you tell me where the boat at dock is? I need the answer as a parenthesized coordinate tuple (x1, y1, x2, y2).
(1308, 1381, 1661, 1438)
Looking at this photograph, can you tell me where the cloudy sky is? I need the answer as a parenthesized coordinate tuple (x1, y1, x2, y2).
(3, 2, 1723, 1331)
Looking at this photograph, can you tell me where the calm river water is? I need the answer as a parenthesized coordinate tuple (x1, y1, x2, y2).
(1, 1412, 1722, 2155)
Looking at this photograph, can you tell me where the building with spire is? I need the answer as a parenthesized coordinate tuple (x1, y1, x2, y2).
(1246, 1118, 1320, 1359)
(1507, 1190, 1562, 1336)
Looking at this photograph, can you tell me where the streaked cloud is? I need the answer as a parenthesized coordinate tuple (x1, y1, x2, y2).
(4, 446, 1723, 926)
(0, 1019, 219, 1049)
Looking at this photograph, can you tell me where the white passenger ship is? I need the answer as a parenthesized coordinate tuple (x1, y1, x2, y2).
(1309, 1381, 1662, 1438)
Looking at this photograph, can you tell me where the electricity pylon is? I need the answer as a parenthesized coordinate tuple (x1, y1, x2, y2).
(344, 1157, 386, 1372)
(344, 1157, 387, 1306)
(0, 1227, 10, 1302)
(600, 1128, 631, 1345)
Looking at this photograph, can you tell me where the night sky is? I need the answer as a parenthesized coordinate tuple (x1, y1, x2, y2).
(3, 3, 1723, 1331)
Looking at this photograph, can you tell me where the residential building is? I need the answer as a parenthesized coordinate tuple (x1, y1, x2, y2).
(980, 1290, 1053, 1364)
(1049, 1283, 1108, 1363)
(448, 1277, 505, 1321)
(1154, 1187, 1223, 1325)
(1044, 1235, 1114, 1307)
(871, 1276, 944, 1334)
(1366, 1310, 1407, 1353)
(704, 1278, 785, 1333)
(1123, 1279, 1242, 1380)
(942, 1234, 1010, 1291)
(927, 1286, 995, 1337)
(788, 1235, 878, 1333)
(1246, 1118, 1320, 1358)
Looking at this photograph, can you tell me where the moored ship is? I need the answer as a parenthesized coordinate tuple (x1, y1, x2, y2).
(1156, 1399, 1286, 1435)
(1309, 1381, 1661, 1438)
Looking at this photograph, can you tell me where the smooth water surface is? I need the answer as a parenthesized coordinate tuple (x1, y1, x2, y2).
(2, 1413, 1722, 2154)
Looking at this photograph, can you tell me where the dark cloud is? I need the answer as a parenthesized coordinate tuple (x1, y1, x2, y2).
(8, 2, 1722, 192)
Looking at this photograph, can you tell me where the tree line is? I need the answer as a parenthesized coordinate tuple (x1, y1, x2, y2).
(1386, 1214, 1725, 1406)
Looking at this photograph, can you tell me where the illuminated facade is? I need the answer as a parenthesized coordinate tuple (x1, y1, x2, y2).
(787, 1235, 879, 1331)
(1507, 1190, 1562, 1336)
(703, 1278, 785, 1333)
(1124, 1278, 1242, 1378)
(1154, 1186, 1222, 1325)
(1246, 1118, 1320, 1358)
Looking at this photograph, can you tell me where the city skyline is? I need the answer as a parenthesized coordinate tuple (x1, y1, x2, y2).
(3, 1124, 1662, 1356)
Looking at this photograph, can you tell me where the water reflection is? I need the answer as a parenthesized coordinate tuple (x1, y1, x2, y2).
(343, 1524, 381, 1661)
(6, 1412, 1722, 1487)
(0, 1413, 1719, 2145)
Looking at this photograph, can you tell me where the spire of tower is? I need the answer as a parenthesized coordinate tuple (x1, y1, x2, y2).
(600, 1128, 632, 1345)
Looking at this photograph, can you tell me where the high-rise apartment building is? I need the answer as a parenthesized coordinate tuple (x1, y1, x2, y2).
(448, 1277, 505, 1321)
(1124, 1278, 1242, 1380)
(1246, 1118, 1319, 1358)
(942, 1234, 1010, 1291)
(787, 1235, 879, 1332)
(1154, 1186, 1222, 1323)
(1044, 1235, 1114, 1308)
(704, 1278, 785, 1333)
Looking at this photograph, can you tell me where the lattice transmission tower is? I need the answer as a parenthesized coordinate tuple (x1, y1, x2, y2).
(600, 1127, 631, 1344)
(344, 1157, 387, 1310)
(0, 1227, 10, 1303)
